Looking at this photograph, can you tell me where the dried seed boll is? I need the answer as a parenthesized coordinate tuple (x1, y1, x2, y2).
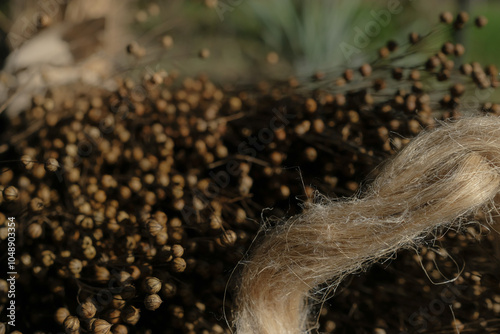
(112, 324, 128, 334)
(84, 246, 97, 260)
(28, 222, 43, 239)
(80, 300, 97, 319)
(171, 257, 187, 272)
(220, 230, 237, 247)
(172, 244, 184, 257)
(440, 11, 454, 24)
(143, 277, 162, 294)
(69, 259, 83, 276)
(475, 16, 488, 28)
(63, 315, 80, 333)
(92, 319, 112, 334)
(55, 307, 70, 325)
(359, 63, 372, 77)
(21, 155, 35, 170)
(44, 157, 60, 172)
(29, 197, 44, 212)
(146, 219, 163, 236)
(3, 186, 19, 201)
(112, 294, 127, 310)
(144, 294, 163, 311)
(121, 305, 140, 325)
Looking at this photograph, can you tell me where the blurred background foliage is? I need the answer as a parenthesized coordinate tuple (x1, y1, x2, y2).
(124, 0, 500, 83)
(0, 0, 498, 89)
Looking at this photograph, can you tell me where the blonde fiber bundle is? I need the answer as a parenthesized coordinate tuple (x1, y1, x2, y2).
(234, 116, 500, 334)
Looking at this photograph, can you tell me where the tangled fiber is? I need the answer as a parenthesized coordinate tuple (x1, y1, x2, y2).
(234, 116, 500, 334)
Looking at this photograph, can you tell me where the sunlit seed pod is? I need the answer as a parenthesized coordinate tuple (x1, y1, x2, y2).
(112, 324, 128, 334)
(171, 257, 187, 273)
(92, 319, 112, 334)
(3, 186, 19, 201)
(63, 315, 80, 333)
(172, 244, 184, 258)
(29, 197, 44, 212)
(144, 294, 163, 311)
(52, 226, 65, 242)
(143, 277, 162, 294)
(21, 155, 35, 170)
(475, 15, 488, 28)
(83, 246, 97, 260)
(220, 230, 237, 247)
(69, 259, 83, 276)
(55, 307, 70, 325)
(146, 219, 163, 237)
(80, 300, 97, 319)
(440, 11, 454, 24)
(28, 223, 43, 239)
(112, 294, 127, 310)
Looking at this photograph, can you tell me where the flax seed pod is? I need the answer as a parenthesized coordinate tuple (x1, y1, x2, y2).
(80, 300, 97, 319)
(63, 315, 80, 333)
(3, 186, 19, 202)
(171, 257, 187, 273)
(55, 307, 71, 325)
(121, 306, 140, 325)
(143, 277, 162, 294)
(92, 319, 112, 334)
(69, 259, 83, 276)
(144, 294, 163, 311)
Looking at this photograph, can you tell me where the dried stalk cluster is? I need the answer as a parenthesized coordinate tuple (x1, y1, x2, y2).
(0, 10, 499, 334)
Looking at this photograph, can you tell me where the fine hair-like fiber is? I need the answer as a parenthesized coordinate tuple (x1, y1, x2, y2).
(234, 116, 500, 334)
